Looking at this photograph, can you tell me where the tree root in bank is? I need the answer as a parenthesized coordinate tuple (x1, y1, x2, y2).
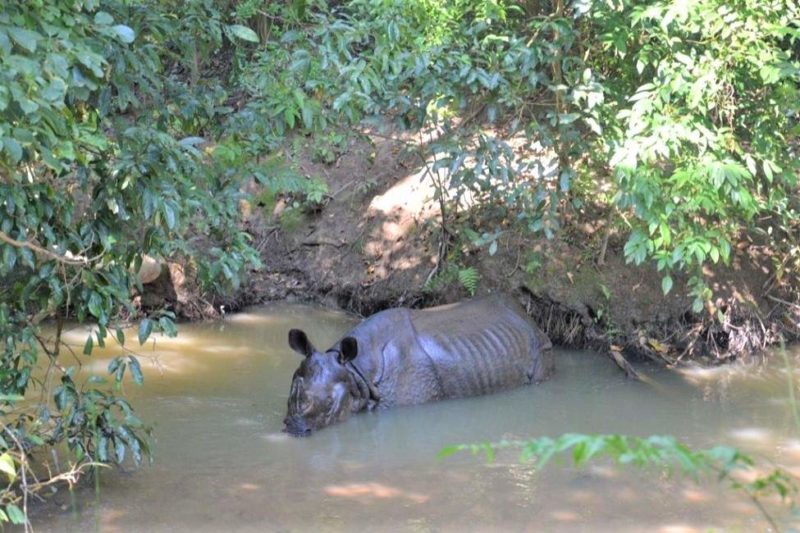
(520, 288, 594, 347)
(516, 285, 800, 376)
(621, 294, 798, 367)
(519, 288, 643, 380)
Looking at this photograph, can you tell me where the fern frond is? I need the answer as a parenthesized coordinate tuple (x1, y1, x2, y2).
(458, 267, 480, 296)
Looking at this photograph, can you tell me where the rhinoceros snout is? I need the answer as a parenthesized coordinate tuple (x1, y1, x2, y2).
(283, 415, 312, 437)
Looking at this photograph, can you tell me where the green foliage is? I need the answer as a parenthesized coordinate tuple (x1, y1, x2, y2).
(0, 451, 23, 525)
(457, 266, 480, 296)
(278, 207, 307, 233)
(424, 262, 480, 296)
(442, 433, 797, 528)
(253, 1, 786, 312)
(250, 0, 798, 315)
(0, 3, 165, 499)
(463, 227, 502, 257)
(0, 0, 325, 525)
(251, 153, 329, 215)
(523, 251, 543, 275)
(598, 0, 800, 311)
(310, 131, 348, 165)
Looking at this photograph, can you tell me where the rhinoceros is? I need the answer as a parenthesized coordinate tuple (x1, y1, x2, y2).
(283, 294, 553, 436)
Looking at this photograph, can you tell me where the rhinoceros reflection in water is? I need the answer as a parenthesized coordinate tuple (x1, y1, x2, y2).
(283, 294, 553, 436)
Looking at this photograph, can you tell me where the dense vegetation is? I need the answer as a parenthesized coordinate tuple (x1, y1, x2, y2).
(0, 0, 798, 527)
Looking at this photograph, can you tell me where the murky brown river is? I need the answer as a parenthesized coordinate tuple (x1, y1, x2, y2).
(30, 303, 800, 531)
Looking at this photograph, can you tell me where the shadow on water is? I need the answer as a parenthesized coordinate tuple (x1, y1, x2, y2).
(29, 303, 800, 532)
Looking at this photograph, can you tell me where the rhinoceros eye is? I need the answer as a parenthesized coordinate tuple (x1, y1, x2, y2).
(300, 397, 312, 412)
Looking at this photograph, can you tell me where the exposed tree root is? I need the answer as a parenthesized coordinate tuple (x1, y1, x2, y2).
(617, 296, 798, 366)
(517, 287, 643, 379)
(517, 288, 595, 346)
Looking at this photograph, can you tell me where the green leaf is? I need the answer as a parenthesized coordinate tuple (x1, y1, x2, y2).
(108, 356, 122, 375)
(113, 359, 127, 384)
(178, 136, 205, 148)
(0, 453, 17, 482)
(557, 113, 580, 125)
(17, 97, 38, 114)
(387, 21, 399, 42)
(41, 79, 67, 102)
(2, 245, 16, 272)
(163, 202, 177, 230)
(98, 436, 109, 462)
(6, 504, 24, 525)
(3, 137, 22, 164)
(83, 335, 94, 356)
(585, 117, 602, 135)
(763, 160, 774, 182)
(659, 222, 670, 247)
(284, 107, 296, 129)
(76, 51, 105, 77)
(94, 11, 114, 25)
(438, 444, 465, 459)
(158, 316, 177, 337)
(88, 292, 103, 318)
(661, 275, 673, 295)
(115, 327, 125, 345)
(228, 24, 259, 43)
(572, 441, 589, 465)
(138, 318, 153, 345)
(115, 438, 126, 463)
(112, 25, 136, 44)
(128, 356, 144, 385)
(301, 105, 314, 130)
(7, 27, 40, 52)
(19, 247, 34, 268)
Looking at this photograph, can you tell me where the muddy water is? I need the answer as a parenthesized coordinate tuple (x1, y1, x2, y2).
(34, 303, 800, 532)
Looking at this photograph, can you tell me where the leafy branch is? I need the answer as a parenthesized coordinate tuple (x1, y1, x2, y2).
(0, 231, 92, 267)
(441, 433, 797, 530)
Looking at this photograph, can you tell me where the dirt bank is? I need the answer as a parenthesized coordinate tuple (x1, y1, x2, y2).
(143, 127, 800, 368)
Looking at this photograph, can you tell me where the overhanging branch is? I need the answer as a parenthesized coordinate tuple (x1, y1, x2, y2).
(0, 230, 89, 266)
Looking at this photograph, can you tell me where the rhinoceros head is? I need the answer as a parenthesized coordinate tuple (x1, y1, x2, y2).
(283, 329, 360, 436)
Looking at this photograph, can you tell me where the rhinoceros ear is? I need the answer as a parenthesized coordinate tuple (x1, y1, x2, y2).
(339, 337, 358, 363)
(288, 329, 314, 357)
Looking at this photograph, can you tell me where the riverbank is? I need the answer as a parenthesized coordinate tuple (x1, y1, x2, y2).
(141, 127, 800, 368)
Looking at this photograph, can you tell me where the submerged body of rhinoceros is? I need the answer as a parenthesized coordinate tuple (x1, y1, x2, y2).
(283, 294, 553, 436)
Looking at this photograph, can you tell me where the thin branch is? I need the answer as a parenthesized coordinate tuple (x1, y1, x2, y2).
(0, 230, 88, 266)
(768, 295, 800, 311)
(597, 205, 615, 266)
(416, 130, 451, 285)
(746, 490, 781, 532)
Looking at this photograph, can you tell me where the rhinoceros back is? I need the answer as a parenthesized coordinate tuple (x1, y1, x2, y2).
(338, 295, 552, 408)
(411, 295, 551, 399)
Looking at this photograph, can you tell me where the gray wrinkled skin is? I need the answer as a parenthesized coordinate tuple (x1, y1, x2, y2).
(283, 294, 553, 436)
